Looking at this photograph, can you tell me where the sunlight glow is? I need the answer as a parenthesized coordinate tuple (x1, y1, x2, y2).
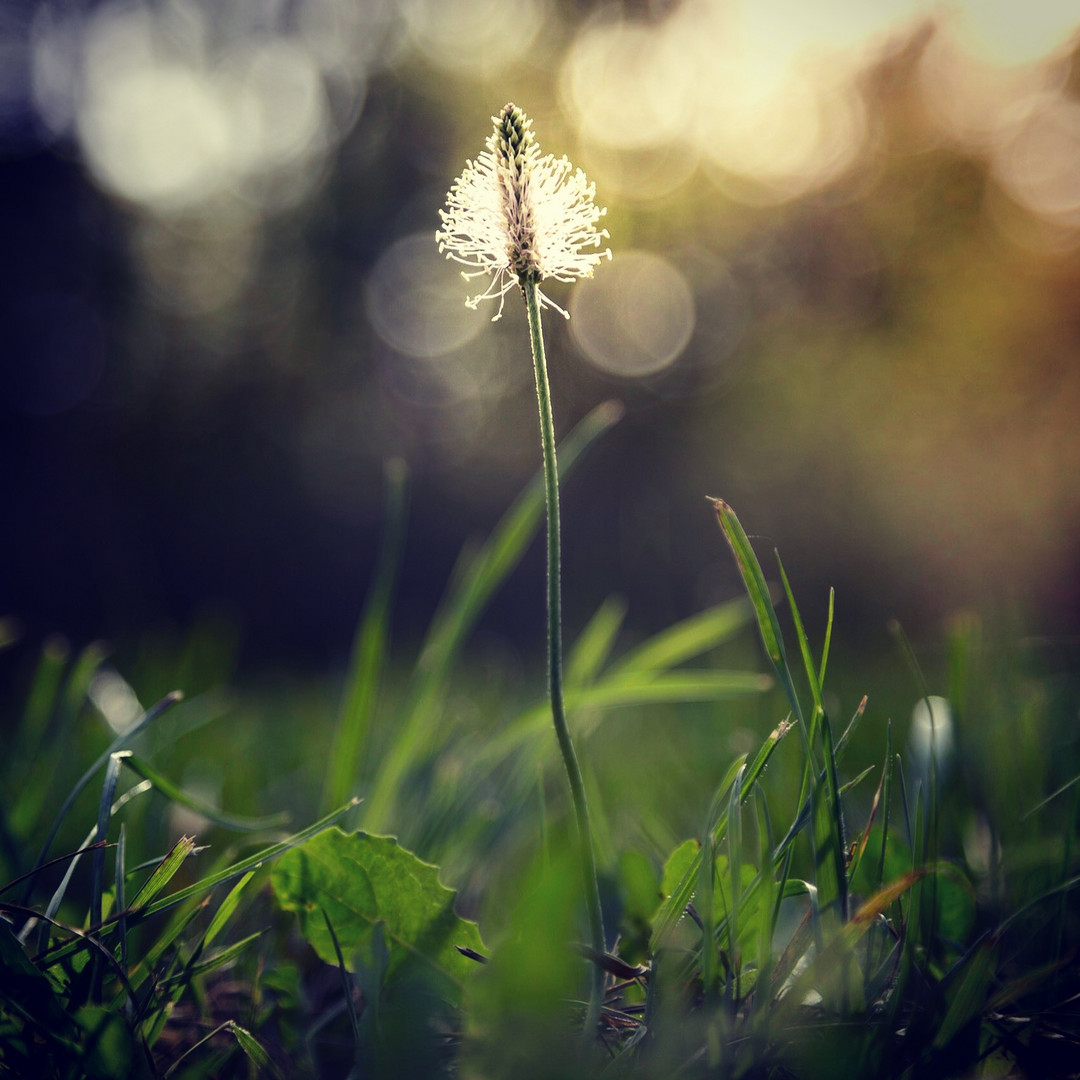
(400, 0, 547, 78)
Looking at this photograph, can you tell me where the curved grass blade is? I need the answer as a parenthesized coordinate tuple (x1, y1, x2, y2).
(322, 908, 363, 1073)
(120, 755, 289, 832)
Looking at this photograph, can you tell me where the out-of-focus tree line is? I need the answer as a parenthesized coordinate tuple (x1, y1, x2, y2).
(3, 0, 1079, 668)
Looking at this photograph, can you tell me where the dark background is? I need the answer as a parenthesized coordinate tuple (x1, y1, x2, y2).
(3, 0, 1080, 680)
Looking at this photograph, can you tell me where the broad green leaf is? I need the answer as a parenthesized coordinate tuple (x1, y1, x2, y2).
(272, 828, 484, 993)
(659, 839, 701, 904)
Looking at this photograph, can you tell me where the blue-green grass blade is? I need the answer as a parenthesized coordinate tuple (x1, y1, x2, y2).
(1019, 772, 1080, 822)
(325, 459, 409, 814)
(85, 752, 127, 1001)
(120, 755, 289, 832)
(609, 598, 753, 677)
(363, 401, 621, 831)
(23, 690, 183, 903)
(91, 753, 128, 933)
(19, 783, 151, 949)
(114, 823, 128, 976)
(565, 595, 627, 688)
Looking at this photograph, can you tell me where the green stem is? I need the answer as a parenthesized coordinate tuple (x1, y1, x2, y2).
(523, 275, 606, 1043)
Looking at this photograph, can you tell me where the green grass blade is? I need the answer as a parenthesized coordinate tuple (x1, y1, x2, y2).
(727, 762, 746, 979)
(818, 587, 835, 686)
(133, 800, 360, 924)
(203, 870, 257, 950)
(128, 835, 200, 913)
(709, 499, 803, 725)
(325, 458, 409, 814)
(363, 401, 622, 832)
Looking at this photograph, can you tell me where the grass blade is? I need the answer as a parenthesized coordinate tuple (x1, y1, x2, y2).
(120, 755, 289, 832)
(709, 499, 803, 726)
(23, 690, 183, 904)
(363, 402, 622, 831)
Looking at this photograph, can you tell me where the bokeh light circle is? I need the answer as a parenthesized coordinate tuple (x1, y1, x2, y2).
(365, 233, 485, 359)
(569, 251, 695, 378)
(561, 17, 695, 150)
(400, 0, 545, 78)
(993, 94, 1080, 230)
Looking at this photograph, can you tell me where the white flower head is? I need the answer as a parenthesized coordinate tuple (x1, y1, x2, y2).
(436, 102, 611, 321)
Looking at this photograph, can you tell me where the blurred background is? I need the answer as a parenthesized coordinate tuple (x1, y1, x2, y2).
(3, 0, 1080, 681)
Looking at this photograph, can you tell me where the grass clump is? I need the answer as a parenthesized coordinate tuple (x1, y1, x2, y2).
(1, 450, 1077, 1077)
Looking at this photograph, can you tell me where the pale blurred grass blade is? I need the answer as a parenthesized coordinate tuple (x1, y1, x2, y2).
(362, 402, 622, 832)
(325, 459, 409, 814)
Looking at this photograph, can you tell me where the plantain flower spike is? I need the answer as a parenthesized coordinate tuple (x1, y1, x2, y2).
(436, 102, 611, 321)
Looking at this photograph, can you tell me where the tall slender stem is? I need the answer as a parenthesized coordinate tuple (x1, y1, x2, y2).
(523, 274, 606, 1041)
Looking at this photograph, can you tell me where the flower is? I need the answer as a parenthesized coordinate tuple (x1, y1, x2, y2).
(436, 103, 611, 320)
